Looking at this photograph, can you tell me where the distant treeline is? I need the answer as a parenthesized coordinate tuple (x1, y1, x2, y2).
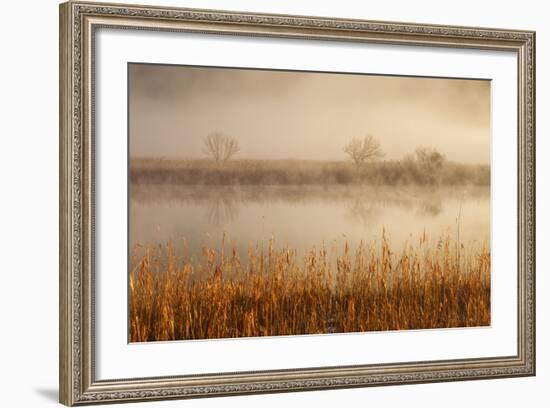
(130, 159, 490, 186)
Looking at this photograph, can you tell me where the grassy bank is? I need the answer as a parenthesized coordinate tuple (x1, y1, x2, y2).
(129, 234, 491, 342)
(130, 158, 490, 186)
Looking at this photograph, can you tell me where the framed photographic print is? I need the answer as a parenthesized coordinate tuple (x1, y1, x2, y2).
(59, 1, 536, 405)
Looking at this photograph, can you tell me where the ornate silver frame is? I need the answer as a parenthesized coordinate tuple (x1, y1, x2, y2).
(59, 1, 536, 405)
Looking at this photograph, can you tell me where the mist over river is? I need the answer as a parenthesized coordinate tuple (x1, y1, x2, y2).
(129, 184, 490, 266)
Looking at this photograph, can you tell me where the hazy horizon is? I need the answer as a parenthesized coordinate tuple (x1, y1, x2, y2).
(129, 63, 491, 165)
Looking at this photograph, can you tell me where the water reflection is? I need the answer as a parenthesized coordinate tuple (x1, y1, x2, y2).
(207, 197, 240, 226)
(130, 184, 482, 208)
(346, 199, 381, 227)
(417, 201, 443, 217)
(129, 184, 490, 261)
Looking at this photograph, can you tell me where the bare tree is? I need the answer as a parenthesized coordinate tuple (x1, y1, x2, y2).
(413, 147, 446, 185)
(343, 135, 383, 170)
(415, 147, 445, 173)
(203, 132, 240, 162)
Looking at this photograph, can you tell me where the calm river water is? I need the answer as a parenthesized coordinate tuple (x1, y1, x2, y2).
(129, 184, 490, 264)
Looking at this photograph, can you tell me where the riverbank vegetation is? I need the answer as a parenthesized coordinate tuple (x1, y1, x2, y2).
(130, 157, 490, 187)
(129, 233, 491, 342)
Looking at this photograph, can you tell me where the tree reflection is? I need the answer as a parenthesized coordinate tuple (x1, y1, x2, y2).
(346, 199, 380, 226)
(417, 200, 443, 216)
(207, 197, 239, 226)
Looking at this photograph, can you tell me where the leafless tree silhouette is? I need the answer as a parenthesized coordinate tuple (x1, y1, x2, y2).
(343, 135, 383, 170)
(415, 147, 445, 173)
(203, 132, 240, 162)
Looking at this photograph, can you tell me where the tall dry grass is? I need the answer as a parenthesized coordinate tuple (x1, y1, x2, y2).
(129, 233, 490, 342)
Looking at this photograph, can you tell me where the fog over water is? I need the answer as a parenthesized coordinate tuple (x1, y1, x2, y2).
(128, 64, 491, 265)
(130, 185, 490, 266)
(129, 63, 491, 164)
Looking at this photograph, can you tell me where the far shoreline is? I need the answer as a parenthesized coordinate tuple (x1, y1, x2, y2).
(130, 158, 491, 187)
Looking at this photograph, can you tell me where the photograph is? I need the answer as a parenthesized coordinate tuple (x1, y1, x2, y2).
(128, 63, 492, 342)
(57, 2, 536, 404)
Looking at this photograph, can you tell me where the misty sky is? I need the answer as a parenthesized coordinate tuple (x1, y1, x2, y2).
(129, 63, 490, 164)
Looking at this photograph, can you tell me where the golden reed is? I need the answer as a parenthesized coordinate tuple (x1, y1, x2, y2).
(129, 233, 490, 342)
